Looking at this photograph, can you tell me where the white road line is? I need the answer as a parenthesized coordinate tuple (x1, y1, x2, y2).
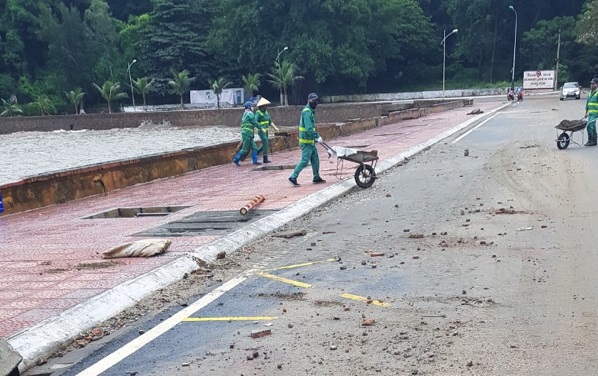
(452, 113, 499, 144)
(76, 271, 254, 376)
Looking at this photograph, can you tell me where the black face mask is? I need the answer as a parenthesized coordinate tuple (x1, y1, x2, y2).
(309, 101, 318, 110)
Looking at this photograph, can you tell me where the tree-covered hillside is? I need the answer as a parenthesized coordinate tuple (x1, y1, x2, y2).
(0, 0, 597, 114)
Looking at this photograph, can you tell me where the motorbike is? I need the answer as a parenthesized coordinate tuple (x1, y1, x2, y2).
(507, 90, 515, 101)
(517, 90, 523, 101)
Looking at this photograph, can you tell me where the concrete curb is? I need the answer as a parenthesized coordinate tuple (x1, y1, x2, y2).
(8, 103, 509, 372)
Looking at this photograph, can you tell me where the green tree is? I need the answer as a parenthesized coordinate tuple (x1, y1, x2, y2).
(0, 98, 22, 117)
(520, 17, 575, 78)
(105, 0, 152, 21)
(444, 0, 509, 83)
(133, 77, 154, 110)
(84, 0, 123, 82)
(168, 69, 195, 109)
(119, 14, 150, 78)
(267, 61, 303, 106)
(242, 73, 261, 98)
(92, 80, 127, 113)
(366, 0, 437, 90)
(32, 94, 56, 116)
(64, 88, 86, 115)
(210, 77, 232, 109)
(36, 3, 94, 94)
(134, 0, 217, 89)
(1, 0, 44, 89)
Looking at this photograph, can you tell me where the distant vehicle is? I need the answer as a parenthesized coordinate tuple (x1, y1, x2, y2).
(560, 82, 581, 100)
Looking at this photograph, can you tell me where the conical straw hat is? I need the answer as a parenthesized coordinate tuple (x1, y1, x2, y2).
(257, 97, 271, 107)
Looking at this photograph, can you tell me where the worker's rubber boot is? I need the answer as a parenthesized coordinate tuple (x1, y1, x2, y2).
(263, 156, 271, 164)
(252, 151, 261, 165)
(233, 152, 242, 166)
(585, 135, 597, 146)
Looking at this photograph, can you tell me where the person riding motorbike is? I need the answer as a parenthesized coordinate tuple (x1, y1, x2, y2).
(516, 87, 523, 101)
(507, 88, 515, 101)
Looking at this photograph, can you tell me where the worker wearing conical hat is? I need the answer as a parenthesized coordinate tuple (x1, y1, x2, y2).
(255, 97, 279, 163)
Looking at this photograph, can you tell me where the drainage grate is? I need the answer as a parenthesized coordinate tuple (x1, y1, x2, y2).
(134, 209, 278, 236)
(83, 206, 190, 219)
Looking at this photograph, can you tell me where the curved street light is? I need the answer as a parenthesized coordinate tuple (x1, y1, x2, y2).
(276, 46, 289, 65)
(441, 29, 458, 100)
(127, 59, 137, 112)
(509, 6, 518, 92)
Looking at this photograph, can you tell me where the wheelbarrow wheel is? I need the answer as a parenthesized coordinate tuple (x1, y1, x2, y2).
(557, 132, 570, 150)
(355, 164, 376, 188)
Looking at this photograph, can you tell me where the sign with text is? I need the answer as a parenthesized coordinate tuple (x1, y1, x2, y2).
(523, 70, 555, 90)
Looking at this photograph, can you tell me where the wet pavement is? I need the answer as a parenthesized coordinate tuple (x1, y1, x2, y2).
(0, 100, 506, 369)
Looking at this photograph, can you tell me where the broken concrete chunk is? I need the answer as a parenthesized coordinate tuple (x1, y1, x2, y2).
(467, 108, 483, 115)
(272, 230, 307, 238)
(250, 329, 272, 338)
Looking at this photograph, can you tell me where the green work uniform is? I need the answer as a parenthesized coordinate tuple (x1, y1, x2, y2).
(255, 109, 271, 157)
(290, 105, 321, 181)
(239, 110, 259, 156)
(587, 90, 598, 144)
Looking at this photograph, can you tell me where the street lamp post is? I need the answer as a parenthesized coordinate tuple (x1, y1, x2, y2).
(276, 46, 288, 65)
(509, 6, 518, 92)
(276, 46, 289, 105)
(441, 29, 458, 100)
(127, 59, 137, 112)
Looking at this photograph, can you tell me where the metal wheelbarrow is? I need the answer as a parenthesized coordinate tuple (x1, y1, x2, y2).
(319, 141, 379, 188)
(555, 118, 589, 149)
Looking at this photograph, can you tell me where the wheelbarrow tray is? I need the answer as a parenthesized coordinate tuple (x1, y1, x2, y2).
(339, 150, 379, 163)
(555, 120, 586, 132)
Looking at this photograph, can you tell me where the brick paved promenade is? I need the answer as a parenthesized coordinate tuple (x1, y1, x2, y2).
(0, 100, 504, 369)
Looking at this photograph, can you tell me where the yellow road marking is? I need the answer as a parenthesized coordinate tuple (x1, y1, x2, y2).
(340, 293, 390, 307)
(270, 258, 338, 271)
(182, 316, 278, 322)
(256, 271, 313, 288)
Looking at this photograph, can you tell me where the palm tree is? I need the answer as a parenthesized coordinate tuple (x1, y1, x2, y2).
(33, 95, 56, 116)
(210, 77, 232, 109)
(133, 77, 155, 110)
(242, 73, 261, 98)
(64, 88, 86, 114)
(267, 61, 304, 106)
(92, 81, 128, 113)
(168, 69, 195, 109)
(0, 98, 23, 117)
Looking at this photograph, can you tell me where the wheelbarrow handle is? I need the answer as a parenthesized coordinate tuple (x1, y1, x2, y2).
(319, 141, 335, 158)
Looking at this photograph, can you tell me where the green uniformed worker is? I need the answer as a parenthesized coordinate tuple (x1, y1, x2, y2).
(288, 92, 326, 187)
(233, 101, 262, 165)
(585, 78, 598, 146)
(255, 97, 279, 163)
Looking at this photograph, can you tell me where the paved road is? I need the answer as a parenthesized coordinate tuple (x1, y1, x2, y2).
(28, 94, 598, 376)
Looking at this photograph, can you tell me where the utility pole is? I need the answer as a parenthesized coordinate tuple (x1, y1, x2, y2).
(555, 29, 561, 91)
